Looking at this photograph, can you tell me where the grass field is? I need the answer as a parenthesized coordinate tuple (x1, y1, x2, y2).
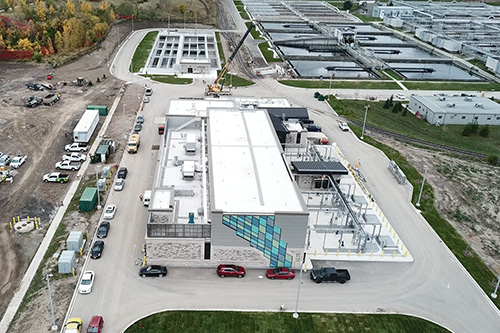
(141, 74, 192, 85)
(279, 79, 500, 91)
(258, 42, 282, 63)
(130, 31, 158, 73)
(328, 98, 500, 156)
(124, 311, 450, 333)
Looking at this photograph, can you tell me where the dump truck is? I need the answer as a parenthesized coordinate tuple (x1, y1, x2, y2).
(127, 133, 140, 153)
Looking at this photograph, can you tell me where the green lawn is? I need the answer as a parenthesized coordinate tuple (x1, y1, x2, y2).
(258, 42, 282, 63)
(328, 98, 500, 156)
(141, 74, 192, 85)
(403, 81, 500, 91)
(221, 73, 254, 87)
(125, 311, 450, 333)
(130, 31, 158, 73)
(279, 80, 399, 90)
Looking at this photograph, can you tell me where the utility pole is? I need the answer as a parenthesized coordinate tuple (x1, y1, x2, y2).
(46, 274, 58, 331)
(361, 105, 369, 140)
(416, 165, 428, 207)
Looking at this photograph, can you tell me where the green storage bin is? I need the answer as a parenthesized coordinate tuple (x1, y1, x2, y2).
(87, 105, 108, 116)
(79, 187, 98, 212)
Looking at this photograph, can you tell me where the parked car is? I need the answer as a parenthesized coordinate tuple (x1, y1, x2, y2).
(55, 160, 81, 171)
(25, 95, 43, 108)
(310, 267, 350, 284)
(114, 178, 124, 191)
(78, 270, 95, 294)
(133, 123, 142, 132)
(117, 167, 128, 179)
(0, 154, 11, 167)
(306, 124, 321, 132)
(396, 93, 406, 100)
(266, 267, 295, 280)
(145, 87, 153, 96)
(103, 204, 116, 220)
(96, 221, 110, 238)
(62, 153, 86, 162)
(65, 317, 82, 333)
(139, 265, 167, 278)
(90, 240, 104, 259)
(216, 264, 245, 278)
(338, 122, 349, 132)
(26, 83, 44, 91)
(43, 172, 69, 183)
(86, 315, 104, 333)
(65, 142, 88, 152)
(143, 96, 150, 103)
(10, 155, 27, 169)
(136, 115, 144, 124)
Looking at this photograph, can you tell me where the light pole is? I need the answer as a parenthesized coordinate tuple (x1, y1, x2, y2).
(293, 262, 304, 319)
(491, 274, 500, 299)
(416, 165, 428, 207)
(46, 274, 58, 331)
(95, 166, 101, 209)
(327, 72, 333, 101)
(360, 105, 369, 140)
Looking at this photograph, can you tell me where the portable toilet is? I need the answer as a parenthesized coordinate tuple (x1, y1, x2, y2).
(67, 231, 83, 252)
(79, 188, 98, 212)
(58, 250, 76, 274)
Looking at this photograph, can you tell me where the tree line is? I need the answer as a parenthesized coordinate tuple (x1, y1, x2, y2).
(0, 0, 115, 58)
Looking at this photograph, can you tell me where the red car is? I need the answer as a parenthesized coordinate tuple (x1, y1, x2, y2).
(87, 315, 104, 333)
(216, 264, 245, 278)
(266, 267, 296, 280)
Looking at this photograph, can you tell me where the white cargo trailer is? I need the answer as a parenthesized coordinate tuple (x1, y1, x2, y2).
(73, 109, 99, 143)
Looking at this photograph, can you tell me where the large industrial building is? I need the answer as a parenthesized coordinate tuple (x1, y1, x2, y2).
(144, 96, 413, 269)
(409, 95, 500, 125)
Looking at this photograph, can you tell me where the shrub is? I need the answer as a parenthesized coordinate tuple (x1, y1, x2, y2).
(462, 124, 472, 136)
(479, 126, 489, 137)
(486, 154, 498, 165)
(470, 121, 479, 134)
(31, 52, 43, 62)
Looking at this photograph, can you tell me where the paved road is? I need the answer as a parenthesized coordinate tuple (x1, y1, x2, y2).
(63, 29, 500, 333)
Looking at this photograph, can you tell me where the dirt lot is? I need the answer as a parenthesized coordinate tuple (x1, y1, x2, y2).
(1, 21, 500, 333)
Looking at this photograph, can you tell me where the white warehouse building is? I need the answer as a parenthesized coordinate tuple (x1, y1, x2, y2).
(409, 94, 500, 125)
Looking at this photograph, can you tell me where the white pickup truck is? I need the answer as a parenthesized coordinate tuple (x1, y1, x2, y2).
(10, 155, 27, 169)
(43, 172, 69, 183)
(55, 160, 81, 171)
(65, 142, 88, 152)
(62, 153, 86, 162)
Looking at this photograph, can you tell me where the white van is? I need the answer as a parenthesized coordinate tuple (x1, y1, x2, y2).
(142, 190, 151, 206)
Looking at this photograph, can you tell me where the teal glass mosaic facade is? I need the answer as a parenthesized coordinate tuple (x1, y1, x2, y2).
(222, 215, 293, 267)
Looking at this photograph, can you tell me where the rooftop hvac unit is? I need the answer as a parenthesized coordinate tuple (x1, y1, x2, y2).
(438, 96, 446, 101)
(446, 103, 456, 107)
(464, 97, 473, 101)
(474, 103, 484, 108)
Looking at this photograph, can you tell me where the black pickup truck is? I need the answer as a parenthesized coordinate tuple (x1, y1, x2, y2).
(310, 267, 350, 284)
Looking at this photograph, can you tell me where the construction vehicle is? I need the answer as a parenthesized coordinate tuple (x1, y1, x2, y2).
(76, 77, 86, 86)
(205, 23, 255, 97)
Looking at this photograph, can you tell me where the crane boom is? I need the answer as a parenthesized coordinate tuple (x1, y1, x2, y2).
(206, 23, 255, 96)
